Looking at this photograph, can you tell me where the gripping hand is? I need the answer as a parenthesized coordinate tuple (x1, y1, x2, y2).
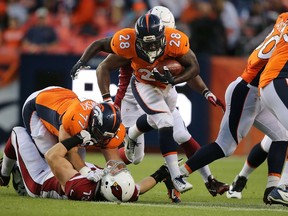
(203, 90, 226, 112)
(78, 130, 96, 147)
(86, 169, 104, 182)
(70, 60, 91, 80)
(152, 66, 175, 85)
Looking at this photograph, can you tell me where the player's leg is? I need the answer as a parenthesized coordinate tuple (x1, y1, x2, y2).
(119, 97, 146, 164)
(10, 127, 51, 197)
(180, 78, 258, 176)
(254, 100, 288, 203)
(132, 79, 192, 193)
(227, 136, 270, 199)
(172, 108, 228, 196)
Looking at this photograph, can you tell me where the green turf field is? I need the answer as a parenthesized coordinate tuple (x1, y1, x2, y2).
(0, 152, 287, 216)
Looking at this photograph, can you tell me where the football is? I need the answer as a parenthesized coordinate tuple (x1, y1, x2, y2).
(155, 59, 184, 76)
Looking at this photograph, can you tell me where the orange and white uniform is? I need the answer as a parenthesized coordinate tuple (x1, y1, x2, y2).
(259, 13, 288, 131)
(211, 13, 288, 156)
(111, 27, 189, 89)
(22, 86, 124, 155)
(110, 26, 190, 180)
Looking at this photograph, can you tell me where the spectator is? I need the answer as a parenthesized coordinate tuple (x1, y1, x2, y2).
(211, 0, 241, 55)
(182, 0, 227, 55)
(21, 7, 59, 53)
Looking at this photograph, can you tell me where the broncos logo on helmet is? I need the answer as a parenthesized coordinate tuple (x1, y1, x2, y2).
(88, 102, 121, 147)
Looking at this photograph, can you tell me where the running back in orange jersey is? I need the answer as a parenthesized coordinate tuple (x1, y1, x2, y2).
(110, 27, 190, 88)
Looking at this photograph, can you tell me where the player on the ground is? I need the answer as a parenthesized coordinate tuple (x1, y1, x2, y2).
(0, 86, 125, 193)
(178, 13, 288, 204)
(0, 126, 174, 202)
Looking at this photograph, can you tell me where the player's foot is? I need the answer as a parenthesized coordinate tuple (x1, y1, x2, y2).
(0, 158, 10, 187)
(226, 175, 247, 199)
(123, 132, 137, 162)
(163, 175, 181, 203)
(267, 185, 288, 206)
(205, 175, 229, 197)
(172, 175, 193, 193)
(263, 186, 275, 204)
(11, 165, 26, 196)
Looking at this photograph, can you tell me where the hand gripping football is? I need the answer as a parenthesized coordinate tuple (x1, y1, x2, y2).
(155, 59, 184, 76)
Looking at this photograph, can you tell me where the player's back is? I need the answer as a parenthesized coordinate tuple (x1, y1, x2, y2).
(259, 13, 288, 88)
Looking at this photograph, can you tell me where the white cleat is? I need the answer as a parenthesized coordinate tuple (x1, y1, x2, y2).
(172, 175, 193, 193)
(226, 185, 242, 199)
(123, 134, 137, 162)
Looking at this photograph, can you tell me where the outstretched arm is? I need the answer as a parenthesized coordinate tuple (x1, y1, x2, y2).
(70, 37, 114, 79)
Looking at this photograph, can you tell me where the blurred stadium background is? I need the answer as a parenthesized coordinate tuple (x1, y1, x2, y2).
(1, 0, 284, 153)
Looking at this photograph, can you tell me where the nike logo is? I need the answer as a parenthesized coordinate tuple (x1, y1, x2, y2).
(278, 189, 288, 201)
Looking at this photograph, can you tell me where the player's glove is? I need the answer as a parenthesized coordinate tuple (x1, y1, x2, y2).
(86, 169, 104, 183)
(152, 66, 175, 85)
(70, 60, 90, 80)
(78, 130, 96, 146)
(203, 90, 226, 112)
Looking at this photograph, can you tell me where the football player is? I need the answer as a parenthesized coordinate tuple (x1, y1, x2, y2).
(178, 12, 288, 204)
(70, 8, 227, 195)
(0, 126, 174, 202)
(227, 135, 288, 201)
(95, 6, 228, 200)
(0, 86, 125, 191)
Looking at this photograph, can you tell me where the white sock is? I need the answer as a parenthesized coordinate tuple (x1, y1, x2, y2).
(164, 154, 181, 179)
(238, 161, 255, 178)
(266, 175, 280, 188)
(198, 166, 212, 183)
(128, 125, 142, 141)
(1, 154, 16, 177)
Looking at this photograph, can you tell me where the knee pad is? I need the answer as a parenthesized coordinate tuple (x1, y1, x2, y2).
(260, 135, 272, 153)
(147, 113, 173, 129)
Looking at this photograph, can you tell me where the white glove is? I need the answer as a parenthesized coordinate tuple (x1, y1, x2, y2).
(86, 169, 104, 183)
(78, 130, 95, 147)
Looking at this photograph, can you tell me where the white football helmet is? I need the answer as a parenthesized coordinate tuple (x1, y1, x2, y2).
(100, 160, 136, 202)
(149, 6, 175, 29)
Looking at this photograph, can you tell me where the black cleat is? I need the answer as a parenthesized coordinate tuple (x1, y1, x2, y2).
(205, 175, 229, 197)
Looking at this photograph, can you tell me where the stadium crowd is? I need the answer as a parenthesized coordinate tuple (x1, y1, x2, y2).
(0, 0, 287, 87)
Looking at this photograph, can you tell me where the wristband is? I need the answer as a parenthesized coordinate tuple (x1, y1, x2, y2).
(202, 89, 210, 96)
(102, 93, 111, 101)
(61, 135, 83, 151)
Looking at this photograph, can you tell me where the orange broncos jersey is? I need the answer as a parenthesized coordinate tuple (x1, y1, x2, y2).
(35, 87, 125, 149)
(259, 13, 288, 88)
(111, 27, 190, 89)
(241, 13, 288, 86)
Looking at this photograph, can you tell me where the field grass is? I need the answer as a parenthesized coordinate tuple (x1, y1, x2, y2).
(0, 152, 287, 216)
